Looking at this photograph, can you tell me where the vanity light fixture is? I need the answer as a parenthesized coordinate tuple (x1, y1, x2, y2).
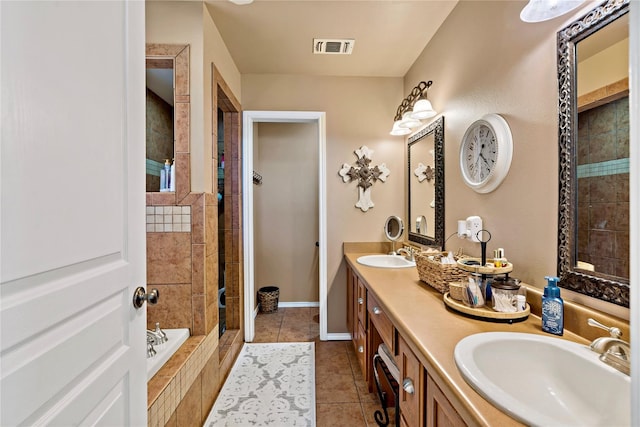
(229, 0, 254, 4)
(520, 0, 585, 23)
(390, 80, 437, 136)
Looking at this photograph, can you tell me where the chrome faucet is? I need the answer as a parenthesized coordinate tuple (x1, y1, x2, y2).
(147, 322, 168, 346)
(147, 335, 157, 358)
(587, 318, 630, 376)
(397, 246, 416, 262)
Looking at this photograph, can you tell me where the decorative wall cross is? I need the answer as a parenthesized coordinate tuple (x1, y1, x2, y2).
(339, 146, 390, 212)
(414, 148, 436, 208)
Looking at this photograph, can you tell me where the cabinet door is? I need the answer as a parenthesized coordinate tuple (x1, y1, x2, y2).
(357, 277, 367, 329)
(398, 335, 424, 427)
(426, 375, 466, 427)
(354, 322, 368, 378)
(347, 267, 355, 338)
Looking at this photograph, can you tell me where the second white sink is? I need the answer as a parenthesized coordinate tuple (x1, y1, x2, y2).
(356, 254, 416, 269)
(454, 332, 630, 426)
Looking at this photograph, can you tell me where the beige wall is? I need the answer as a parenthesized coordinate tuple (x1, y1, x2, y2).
(404, 0, 627, 319)
(242, 74, 405, 332)
(254, 122, 319, 303)
(146, 1, 242, 193)
(204, 4, 242, 193)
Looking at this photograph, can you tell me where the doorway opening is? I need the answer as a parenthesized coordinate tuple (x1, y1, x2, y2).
(242, 111, 327, 342)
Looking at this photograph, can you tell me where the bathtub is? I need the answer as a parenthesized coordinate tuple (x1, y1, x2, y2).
(147, 328, 190, 381)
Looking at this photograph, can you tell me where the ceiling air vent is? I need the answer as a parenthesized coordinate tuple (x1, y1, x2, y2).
(313, 38, 355, 55)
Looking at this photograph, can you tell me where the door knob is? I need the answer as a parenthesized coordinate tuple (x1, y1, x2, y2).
(133, 287, 160, 309)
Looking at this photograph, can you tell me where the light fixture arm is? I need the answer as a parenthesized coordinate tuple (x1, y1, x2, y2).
(393, 80, 433, 121)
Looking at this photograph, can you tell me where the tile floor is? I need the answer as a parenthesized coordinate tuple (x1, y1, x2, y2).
(253, 307, 395, 427)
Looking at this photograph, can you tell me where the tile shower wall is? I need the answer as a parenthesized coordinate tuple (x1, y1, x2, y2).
(146, 88, 174, 192)
(577, 97, 629, 278)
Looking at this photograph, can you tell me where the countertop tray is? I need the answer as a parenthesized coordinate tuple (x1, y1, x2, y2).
(456, 258, 513, 275)
(443, 292, 529, 324)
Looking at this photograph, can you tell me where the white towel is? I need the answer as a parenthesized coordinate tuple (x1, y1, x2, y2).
(377, 343, 400, 382)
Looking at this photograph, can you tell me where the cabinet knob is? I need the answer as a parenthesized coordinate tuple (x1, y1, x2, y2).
(358, 345, 364, 353)
(402, 378, 415, 395)
(358, 297, 364, 305)
(373, 306, 382, 315)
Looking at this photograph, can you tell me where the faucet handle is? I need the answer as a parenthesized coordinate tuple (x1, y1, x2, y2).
(588, 318, 622, 338)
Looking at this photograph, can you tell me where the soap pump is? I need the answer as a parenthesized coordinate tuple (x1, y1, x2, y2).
(542, 276, 563, 335)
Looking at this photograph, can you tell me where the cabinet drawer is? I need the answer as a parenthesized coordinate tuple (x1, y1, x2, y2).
(367, 292, 394, 350)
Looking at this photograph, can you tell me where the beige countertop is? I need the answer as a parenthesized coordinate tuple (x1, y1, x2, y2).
(344, 252, 592, 427)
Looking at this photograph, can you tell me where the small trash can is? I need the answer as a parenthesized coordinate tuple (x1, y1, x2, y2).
(258, 286, 279, 313)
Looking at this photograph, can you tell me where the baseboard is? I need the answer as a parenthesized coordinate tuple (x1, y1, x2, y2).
(277, 301, 320, 308)
(253, 306, 259, 318)
(326, 333, 352, 341)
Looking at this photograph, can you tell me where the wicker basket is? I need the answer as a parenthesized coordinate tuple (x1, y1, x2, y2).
(415, 252, 468, 294)
(258, 286, 279, 313)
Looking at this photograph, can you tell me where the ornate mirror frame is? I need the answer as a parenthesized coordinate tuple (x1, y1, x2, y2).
(557, 0, 629, 307)
(407, 116, 445, 248)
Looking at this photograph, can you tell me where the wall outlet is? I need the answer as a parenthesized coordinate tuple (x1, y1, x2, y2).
(466, 216, 483, 242)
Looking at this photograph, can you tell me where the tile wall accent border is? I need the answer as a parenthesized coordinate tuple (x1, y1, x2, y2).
(146, 206, 192, 232)
(577, 158, 629, 178)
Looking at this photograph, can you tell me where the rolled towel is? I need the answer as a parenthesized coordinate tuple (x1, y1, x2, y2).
(377, 343, 400, 382)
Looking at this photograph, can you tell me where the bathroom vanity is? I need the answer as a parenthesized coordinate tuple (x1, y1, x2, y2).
(344, 250, 606, 427)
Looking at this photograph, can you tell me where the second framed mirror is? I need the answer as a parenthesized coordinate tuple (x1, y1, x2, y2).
(407, 116, 444, 248)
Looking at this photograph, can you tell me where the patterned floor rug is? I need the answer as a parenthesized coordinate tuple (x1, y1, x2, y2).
(204, 342, 316, 427)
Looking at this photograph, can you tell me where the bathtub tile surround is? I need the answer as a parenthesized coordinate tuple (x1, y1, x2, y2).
(146, 192, 219, 335)
(146, 206, 192, 232)
(147, 233, 192, 284)
(148, 329, 218, 427)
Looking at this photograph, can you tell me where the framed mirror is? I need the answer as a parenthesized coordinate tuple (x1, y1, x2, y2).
(557, 0, 629, 307)
(407, 116, 445, 248)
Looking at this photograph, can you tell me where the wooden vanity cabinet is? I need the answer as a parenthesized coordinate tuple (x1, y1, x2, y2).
(346, 263, 468, 427)
(426, 374, 466, 427)
(347, 266, 369, 379)
(398, 334, 424, 427)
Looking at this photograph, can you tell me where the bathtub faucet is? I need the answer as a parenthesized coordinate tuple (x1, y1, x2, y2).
(147, 335, 156, 358)
(147, 323, 168, 346)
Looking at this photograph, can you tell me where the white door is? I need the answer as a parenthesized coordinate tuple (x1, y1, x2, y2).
(1, 2, 147, 426)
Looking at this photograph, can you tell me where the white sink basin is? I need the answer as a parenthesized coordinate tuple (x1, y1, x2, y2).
(454, 332, 630, 426)
(356, 254, 416, 269)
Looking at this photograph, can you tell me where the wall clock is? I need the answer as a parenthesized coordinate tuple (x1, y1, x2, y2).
(459, 113, 513, 193)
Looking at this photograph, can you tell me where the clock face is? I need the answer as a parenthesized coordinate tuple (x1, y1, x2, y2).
(462, 124, 498, 184)
(459, 114, 513, 193)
